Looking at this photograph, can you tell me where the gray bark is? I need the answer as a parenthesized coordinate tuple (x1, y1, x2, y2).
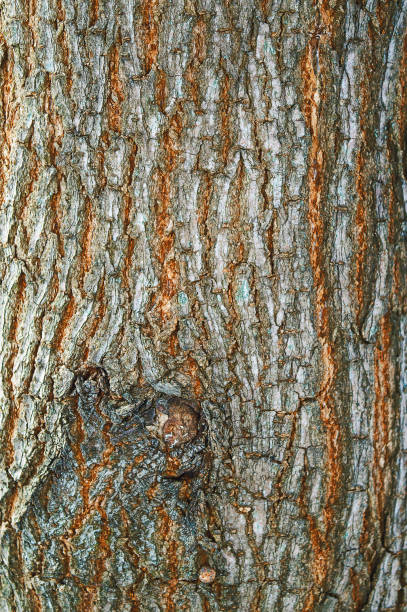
(0, 0, 406, 610)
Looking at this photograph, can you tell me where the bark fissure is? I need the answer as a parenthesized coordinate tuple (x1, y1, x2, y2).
(0, 0, 406, 610)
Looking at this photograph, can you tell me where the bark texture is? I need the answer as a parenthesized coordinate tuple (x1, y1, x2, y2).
(0, 0, 406, 610)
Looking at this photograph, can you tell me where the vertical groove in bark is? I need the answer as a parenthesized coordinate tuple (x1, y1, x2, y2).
(0, 1, 406, 610)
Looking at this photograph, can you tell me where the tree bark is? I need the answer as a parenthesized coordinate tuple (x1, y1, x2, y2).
(0, 0, 406, 610)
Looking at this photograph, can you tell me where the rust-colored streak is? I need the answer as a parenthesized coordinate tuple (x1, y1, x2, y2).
(301, 40, 340, 600)
(151, 109, 183, 323)
(89, 0, 99, 26)
(167, 329, 178, 356)
(56, 0, 72, 93)
(373, 312, 392, 521)
(122, 143, 138, 291)
(260, 0, 270, 17)
(151, 213, 178, 320)
(192, 18, 207, 64)
(28, 587, 42, 612)
(156, 506, 179, 611)
(142, 0, 159, 74)
(349, 567, 362, 609)
(60, 29, 73, 93)
(0, 41, 16, 210)
(155, 68, 167, 114)
(164, 455, 181, 478)
(107, 38, 124, 133)
(62, 398, 115, 602)
(355, 149, 367, 319)
(220, 71, 231, 164)
(183, 356, 203, 398)
(53, 293, 76, 354)
(308, 516, 329, 586)
(318, 0, 334, 38)
(376, 0, 393, 34)
(153, 168, 176, 280)
(27, 0, 38, 47)
(79, 198, 94, 294)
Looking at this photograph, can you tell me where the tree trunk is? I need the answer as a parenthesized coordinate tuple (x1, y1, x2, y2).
(0, 0, 406, 610)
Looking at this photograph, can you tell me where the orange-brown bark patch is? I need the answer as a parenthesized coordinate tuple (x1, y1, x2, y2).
(350, 567, 362, 609)
(319, 0, 335, 38)
(260, 0, 271, 18)
(63, 399, 115, 592)
(150, 109, 183, 323)
(164, 455, 181, 478)
(155, 68, 167, 113)
(308, 516, 328, 586)
(122, 143, 138, 290)
(0, 42, 16, 208)
(183, 356, 203, 397)
(27, 0, 38, 46)
(193, 18, 207, 63)
(376, 0, 393, 34)
(392, 254, 402, 307)
(142, 0, 159, 74)
(146, 480, 158, 501)
(53, 293, 76, 354)
(220, 71, 231, 164)
(89, 0, 99, 26)
(167, 329, 179, 356)
(387, 180, 395, 245)
(56, 0, 72, 91)
(373, 312, 392, 520)
(60, 30, 73, 92)
(301, 39, 340, 593)
(79, 198, 94, 294)
(300, 511, 329, 612)
(156, 506, 179, 612)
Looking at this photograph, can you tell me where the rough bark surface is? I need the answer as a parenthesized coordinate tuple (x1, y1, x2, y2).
(0, 0, 406, 610)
